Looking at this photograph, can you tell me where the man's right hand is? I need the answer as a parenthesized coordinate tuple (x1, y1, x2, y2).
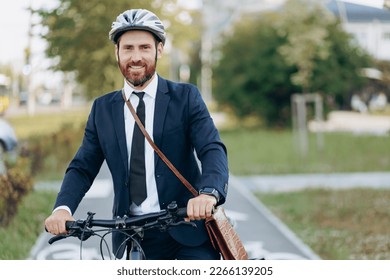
(44, 209, 75, 235)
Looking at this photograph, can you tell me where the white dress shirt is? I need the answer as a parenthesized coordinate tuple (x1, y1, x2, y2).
(123, 73, 160, 215)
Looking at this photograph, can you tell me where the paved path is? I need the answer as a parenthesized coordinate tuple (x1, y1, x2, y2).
(240, 172, 390, 193)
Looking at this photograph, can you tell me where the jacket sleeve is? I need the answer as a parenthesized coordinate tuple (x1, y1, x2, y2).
(187, 85, 229, 204)
(54, 100, 105, 214)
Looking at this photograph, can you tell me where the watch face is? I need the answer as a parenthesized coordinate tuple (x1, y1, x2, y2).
(201, 188, 214, 194)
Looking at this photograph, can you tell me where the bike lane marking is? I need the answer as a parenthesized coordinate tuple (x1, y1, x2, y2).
(226, 174, 321, 260)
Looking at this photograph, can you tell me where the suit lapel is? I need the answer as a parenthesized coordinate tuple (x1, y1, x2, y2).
(112, 90, 128, 173)
(153, 76, 170, 165)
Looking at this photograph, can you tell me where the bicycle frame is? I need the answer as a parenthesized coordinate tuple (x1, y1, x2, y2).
(127, 229, 144, 260)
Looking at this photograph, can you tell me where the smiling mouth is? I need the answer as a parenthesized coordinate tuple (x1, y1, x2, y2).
(130, 65, 144, 70)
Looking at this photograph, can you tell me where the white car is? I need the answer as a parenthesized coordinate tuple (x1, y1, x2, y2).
(0, 118, 17, 154)
(0, 118, 17, 174)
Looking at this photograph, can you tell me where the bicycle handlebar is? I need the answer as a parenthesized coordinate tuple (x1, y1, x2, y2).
(65, 207, 187, 230)
(47, 201, 190, 245)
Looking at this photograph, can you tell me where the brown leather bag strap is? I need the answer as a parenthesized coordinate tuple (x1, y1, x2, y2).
(122, 90, 198, 197)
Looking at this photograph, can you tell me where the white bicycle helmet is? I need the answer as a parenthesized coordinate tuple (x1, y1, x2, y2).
(109, 9, 166, 45)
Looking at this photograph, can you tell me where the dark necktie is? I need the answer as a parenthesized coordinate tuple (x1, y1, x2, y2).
(129, 91, 147, 206)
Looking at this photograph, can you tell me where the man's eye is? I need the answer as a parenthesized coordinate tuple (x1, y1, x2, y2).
(121, 45, 132, 50)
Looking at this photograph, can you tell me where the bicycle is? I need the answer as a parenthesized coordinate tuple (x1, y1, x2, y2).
(47, 201, 193, 260)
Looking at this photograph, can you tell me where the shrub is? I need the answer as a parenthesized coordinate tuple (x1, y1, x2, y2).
(20, 123, 84, 180)
(0, 163, 34, 227)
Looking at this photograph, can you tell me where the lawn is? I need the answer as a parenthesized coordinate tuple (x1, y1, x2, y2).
(219, 128, 390, 175)
(7, 106, 90, 139)
(257, 188, 390, 260)
(6, 105, 390, 176)
(0, 190, 57, 259)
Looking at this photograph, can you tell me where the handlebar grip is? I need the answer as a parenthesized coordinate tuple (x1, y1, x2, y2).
(65, 220, 76, 230)
(176, 207, 188, 218)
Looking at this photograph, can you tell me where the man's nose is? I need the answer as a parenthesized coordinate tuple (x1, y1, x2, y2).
(131, 50, 142, 63)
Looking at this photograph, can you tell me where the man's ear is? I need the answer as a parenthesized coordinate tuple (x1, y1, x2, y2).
(114, 44, 119, 62)
(157, 42, 163, 59)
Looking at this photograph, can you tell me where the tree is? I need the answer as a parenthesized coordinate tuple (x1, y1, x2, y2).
(310, 20, 371, 108)
(212, 0, 371, 127)
(275, 0, 333, 92)
(36, 0, 200, 100)
(213, 15, 297, 127)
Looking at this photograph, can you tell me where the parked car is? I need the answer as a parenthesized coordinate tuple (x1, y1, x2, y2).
(0, 118, 18, 154)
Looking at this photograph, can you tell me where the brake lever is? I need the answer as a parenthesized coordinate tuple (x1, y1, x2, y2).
(47, 227, 93, 244)
(48, 234, 68, 245)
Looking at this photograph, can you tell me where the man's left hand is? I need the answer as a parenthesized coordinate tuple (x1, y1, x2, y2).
(186, 194, 217, 220)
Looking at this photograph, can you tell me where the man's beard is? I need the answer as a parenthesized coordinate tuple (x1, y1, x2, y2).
(118, 58, 156, 87)
(125, 68, 154, 87)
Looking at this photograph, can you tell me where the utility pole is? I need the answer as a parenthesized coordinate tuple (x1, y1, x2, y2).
(336, 0, 348, 24)
(24, 2, 36, 116)
(200, 0, 217, 105)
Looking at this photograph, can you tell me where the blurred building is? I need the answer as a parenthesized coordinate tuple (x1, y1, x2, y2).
(385, 0, 390, 10)
(325, 0, 390, 61)
(324, 1, 390, 114)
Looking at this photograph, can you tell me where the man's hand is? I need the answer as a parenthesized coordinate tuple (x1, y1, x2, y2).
(186, 194, 217, 220)
(44, 209, 75, 235)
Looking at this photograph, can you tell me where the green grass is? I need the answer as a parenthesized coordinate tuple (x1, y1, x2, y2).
(6, 106, 90, 139)
(0, 190, 57, 259)
(257, 188, 390, 259)
(220, 128, 390, 175)
(7, 107, 390, 176)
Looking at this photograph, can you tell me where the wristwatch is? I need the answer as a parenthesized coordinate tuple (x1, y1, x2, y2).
(199, 187, 220, 203)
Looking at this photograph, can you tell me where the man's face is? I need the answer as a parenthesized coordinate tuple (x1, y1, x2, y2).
(116, 30, 163, 89)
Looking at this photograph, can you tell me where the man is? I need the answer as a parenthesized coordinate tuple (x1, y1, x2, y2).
(45, 9, 229, 260)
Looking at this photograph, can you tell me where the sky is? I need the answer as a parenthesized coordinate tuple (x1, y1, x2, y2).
(0, 0, 386, 72)
(343, 0, 385, 8)
(0, 0, 56, 68)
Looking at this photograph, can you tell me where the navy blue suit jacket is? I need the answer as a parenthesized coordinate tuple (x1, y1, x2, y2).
(54, 76, 229, 257)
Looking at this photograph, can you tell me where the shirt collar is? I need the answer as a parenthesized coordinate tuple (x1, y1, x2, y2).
(123, 73, 158, 100)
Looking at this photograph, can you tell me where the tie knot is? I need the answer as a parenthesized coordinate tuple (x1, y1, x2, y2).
(133, 91, 145, 100)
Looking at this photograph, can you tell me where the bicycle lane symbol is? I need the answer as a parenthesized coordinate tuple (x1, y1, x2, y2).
(244, 241, 307, 260)
(224, 209, 308, 260)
